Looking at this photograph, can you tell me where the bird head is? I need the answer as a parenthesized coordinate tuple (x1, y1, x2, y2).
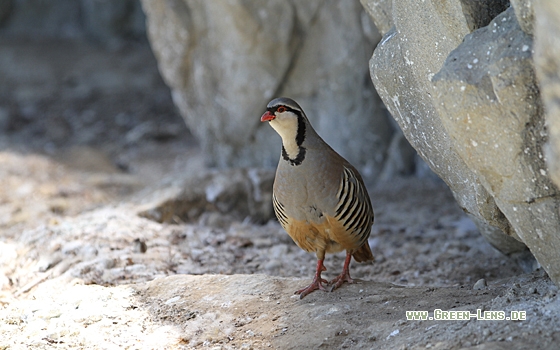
(261, 97, 307, 146)
(261, 97, 316, 166)
(261, 97, 302, 121)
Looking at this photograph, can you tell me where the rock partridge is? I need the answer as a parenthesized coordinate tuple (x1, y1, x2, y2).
(261, 97, 374, 299)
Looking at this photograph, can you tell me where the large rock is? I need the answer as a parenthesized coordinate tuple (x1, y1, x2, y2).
(433, 8, 560, 280)
(140, 0, 394, 180)
(368, 1, 529, 259)
(511, 0, 535, 35)
(534, 0, 560, 191)
(366, 0, 560, 281)
(359, 0, 392, 35)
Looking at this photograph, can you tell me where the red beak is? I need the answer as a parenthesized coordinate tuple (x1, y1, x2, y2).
(261, 111, 275, 122)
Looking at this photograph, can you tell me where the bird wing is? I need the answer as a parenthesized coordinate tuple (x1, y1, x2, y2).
(331, 165, 374, 249)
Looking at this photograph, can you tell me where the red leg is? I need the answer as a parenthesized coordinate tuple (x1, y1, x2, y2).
(295, 259, 329, 299)
(329, 252, 354, 291)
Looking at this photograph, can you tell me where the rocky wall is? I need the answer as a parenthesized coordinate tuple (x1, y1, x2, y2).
(534, 0, 560, 190)
(140, 0, 405, 181)
(366, 0, 560, 284)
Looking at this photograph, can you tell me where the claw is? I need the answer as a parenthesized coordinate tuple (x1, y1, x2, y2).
(295, 259, 328, 299)
(329, 271, 354, 290)
(328, 252, 354, 291)
(295, 278, 329, 299)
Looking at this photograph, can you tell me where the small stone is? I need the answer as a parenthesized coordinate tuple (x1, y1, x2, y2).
(133, 238, 148, 253)
(473, 279, 487, 290)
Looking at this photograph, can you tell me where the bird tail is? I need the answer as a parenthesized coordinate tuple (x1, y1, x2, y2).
(352, 241, 374, 263)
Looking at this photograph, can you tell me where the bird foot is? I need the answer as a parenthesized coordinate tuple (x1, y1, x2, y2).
(295, 278, 329, 299)
(328, 271, 354, 292)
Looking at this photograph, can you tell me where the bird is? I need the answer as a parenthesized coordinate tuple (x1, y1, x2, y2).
(261, 97, 374, 299)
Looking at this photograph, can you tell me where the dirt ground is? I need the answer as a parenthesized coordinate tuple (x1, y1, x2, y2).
(0, 40, 559, 349)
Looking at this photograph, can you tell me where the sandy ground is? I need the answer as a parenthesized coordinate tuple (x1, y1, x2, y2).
(0, 40, 559, 349)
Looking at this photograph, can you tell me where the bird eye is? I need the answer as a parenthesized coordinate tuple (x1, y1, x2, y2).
(277, 106, 286, 113)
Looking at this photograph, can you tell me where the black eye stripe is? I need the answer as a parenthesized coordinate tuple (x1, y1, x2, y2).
(268, 105, 299, 114)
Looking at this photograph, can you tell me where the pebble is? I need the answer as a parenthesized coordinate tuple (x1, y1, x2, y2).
(133, 238, 148, 253)
(473, 278, 487, 290)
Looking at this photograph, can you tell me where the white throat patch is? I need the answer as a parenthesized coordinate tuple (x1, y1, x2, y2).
(269, 117, 300, 159)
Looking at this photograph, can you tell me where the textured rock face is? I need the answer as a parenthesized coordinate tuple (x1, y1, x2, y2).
(534, 0, 560, 191)
(359, 0, 393, 35)
(368, 0, 529, 262)
(140, 0, 394, 180)
(511, 0, 535, 35)
(433, 8, 560, 280)
(367, 0, 560, 283)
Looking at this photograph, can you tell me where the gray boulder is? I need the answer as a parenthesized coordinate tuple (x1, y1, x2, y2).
(433, 8, 559, 279)
(140, 0, 395, 181)
(534, 0, 560, 191)
(511, 0, 535, 35)
(367, 0, 560, 279)
(359, 0, 393, 35)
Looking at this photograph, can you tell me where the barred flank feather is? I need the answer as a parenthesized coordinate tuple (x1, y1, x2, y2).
(334, 166, 374, 252)
(273, 193, 289, 228)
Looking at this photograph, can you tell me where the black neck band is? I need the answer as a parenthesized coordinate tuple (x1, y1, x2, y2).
(275, 107, 307, 166)
(282, 145, 306, 166)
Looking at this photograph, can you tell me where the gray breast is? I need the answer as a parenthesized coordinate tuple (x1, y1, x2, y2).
(273, 150, 341, 223)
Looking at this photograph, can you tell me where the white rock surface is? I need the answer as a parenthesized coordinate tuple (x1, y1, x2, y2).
(140, 0, 394, 181)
